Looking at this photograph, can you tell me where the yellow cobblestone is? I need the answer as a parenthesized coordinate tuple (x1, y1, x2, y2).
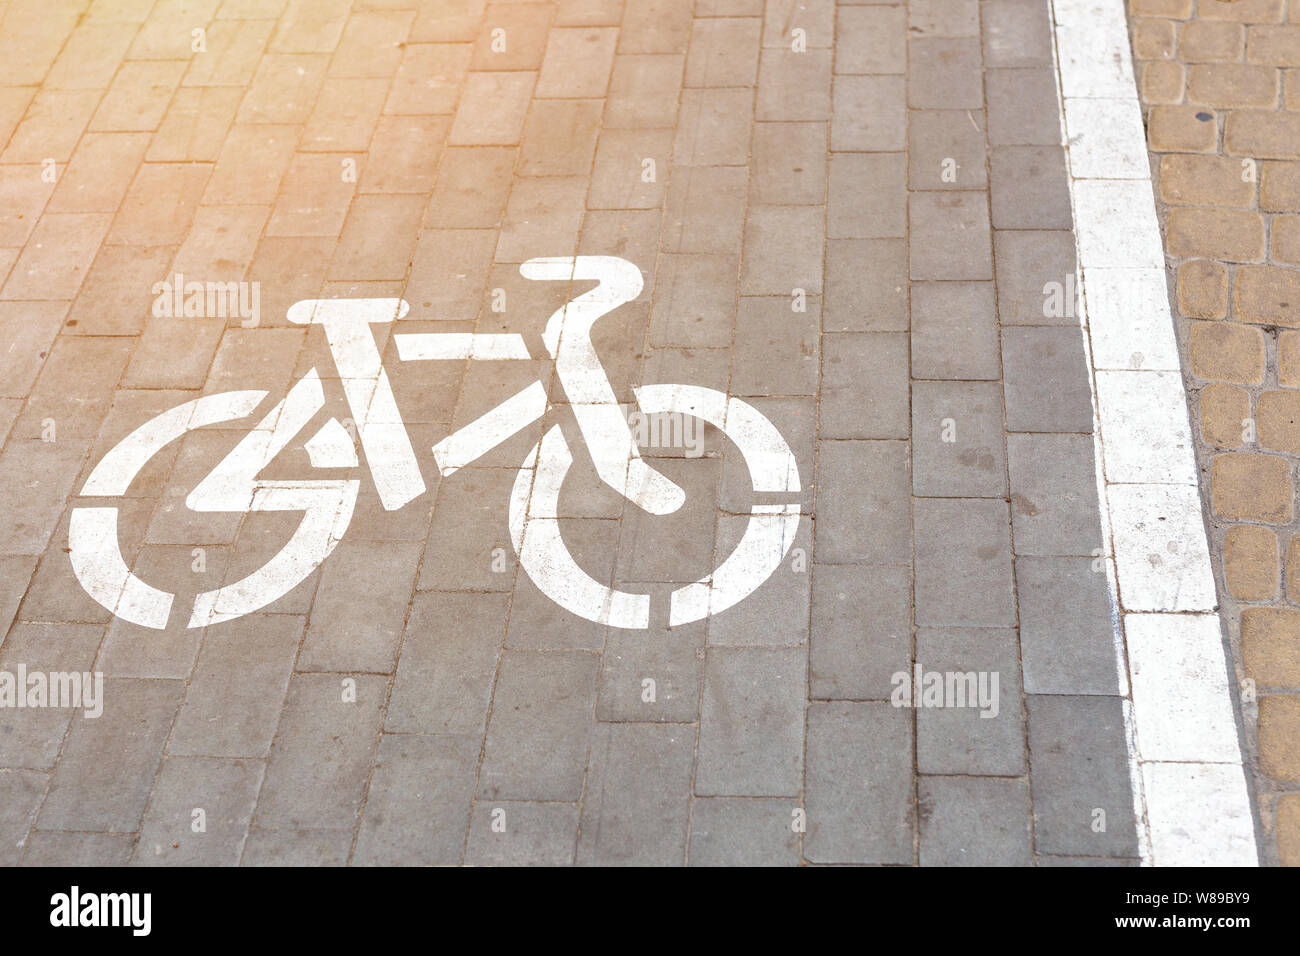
(1259, 697, 1300, 782)
(1234, 265, 1300, 324)
(1224, 524, 1279, 599)
(1242, 606, 1300, 682)
(1199, 382, 1251, 445)
(1210, 452, 1293, 522)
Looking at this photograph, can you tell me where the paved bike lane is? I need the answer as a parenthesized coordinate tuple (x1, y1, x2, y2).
(0, 0, 1251, 865)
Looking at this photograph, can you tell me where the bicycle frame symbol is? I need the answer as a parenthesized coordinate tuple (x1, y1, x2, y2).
(69, 257, 802, 630)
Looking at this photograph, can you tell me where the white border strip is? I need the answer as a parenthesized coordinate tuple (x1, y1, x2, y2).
(1050, 0, 1258, 866)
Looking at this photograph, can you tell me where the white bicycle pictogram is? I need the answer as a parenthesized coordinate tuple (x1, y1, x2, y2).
(69, 256, 802, 630)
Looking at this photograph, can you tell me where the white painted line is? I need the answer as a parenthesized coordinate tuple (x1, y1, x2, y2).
(1051, 0, 1259, 865)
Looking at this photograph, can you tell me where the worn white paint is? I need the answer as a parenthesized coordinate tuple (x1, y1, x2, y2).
(1052, 0, 1259, 864)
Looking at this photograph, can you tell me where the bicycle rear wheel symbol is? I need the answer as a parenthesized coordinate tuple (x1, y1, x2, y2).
(69, 257, 802, 630)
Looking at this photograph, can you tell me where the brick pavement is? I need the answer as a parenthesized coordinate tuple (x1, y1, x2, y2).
(1127, 0, 1300, 867)
(0, 0, 1151, 865)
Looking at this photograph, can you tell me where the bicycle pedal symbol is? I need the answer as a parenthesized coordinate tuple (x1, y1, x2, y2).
(69, 257, 803, 630)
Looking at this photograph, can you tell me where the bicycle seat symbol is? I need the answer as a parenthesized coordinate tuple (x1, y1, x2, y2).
(69, 256, 803, 630)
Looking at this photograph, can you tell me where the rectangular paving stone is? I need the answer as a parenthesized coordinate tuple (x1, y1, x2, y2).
(108, 162, 211, 246)
(909, 192, 994, 280)
(37, 678, 183, 832)
(740, 206, 825, 294)
(836, 5, 906, 73)
(0, 623, 104, 770)
(496, 176, 587, 262)
(810, 563, 910, 700)
(814, 440, 911, 564)
(518, 99, 603, 177)
(829, 152, 906, 238)
(832, 75, 906, 152)
(298, 540, 422, 673)
(425, 147, 515, 229)
(464, 801, 579, 866)
(590, 128, 675, 207)
(256, 673, 387, 830)
(606, 53, 685, 128)
(993, 230, 1078, 325)
(132, 757, 262, 866)
(2, 213, 112, 301)
(915, 627, 1025, 775)
(1017, 556, 1121, 695)
(577, 723, 694, 866)
(477, 651, 599, 801)
(824, 239, 907, 332)
(240, 827, 353, 866)
(0, 770, 46, 866)
(1002, 326, 1096, 433)
(598, 620, 704, 722)
(662, 165, 747, 253)
(1007, 433, 1106, 555)
(419, 468, 521, 592)
(387, 592, 506, 735)
(752, 121, 827, 204)
(909, 37, 984, 108)
(1027, 694, 1140, 858)
(912, 380, 1008, 497)
(914, 498, 1016, 627)
(910, 281, 1001, 379)
(168, 615, 303, 758)
(386, 43, 469, 115)
(674, 88, 753, 165)
(688, 797, 801, 866)
(0, 440, 91, 556)
(649, 252, 737, 348)
(987, 67, 1063, 145)
(696, 646, 806, 796)
(12, 336, 133, 441)
(48, 132, 150, 214)
(820, 332, 909, 439)
(805, 701, 913, 864)
(685, 16, 761, 88)
(757, 48, 831, 120)
(707, 513, 813, 645)
(983, 0, 1054, 68)
(331, 194, 424, 280)
(353, 734, 480, 866)
(919, 776, 1032, 865)
(990, 145, 1074, 229)
(731, 296, 821, 396)
(449, 72, 536, 146)
(908, 109, 988, 190)
(537, 26, 619, 97)
(21, 831, 134, 866)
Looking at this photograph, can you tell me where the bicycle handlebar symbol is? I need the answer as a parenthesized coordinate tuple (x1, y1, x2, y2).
(69, 257, 803, 630)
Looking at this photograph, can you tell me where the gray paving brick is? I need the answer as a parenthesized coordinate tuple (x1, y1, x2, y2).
(1027, 695, 1140, 858)
(707, 513, 812, 645)
(0, 440, 91, 558)
(814, 440, 910, 564)
(828, 152, 906, 239)
(993, 230, 1078, 325)
(990, 146, 1073, 230)
(13, 337, 131, 442)
(908, 109, 988, 190)
(404, 228, 496, 322)
(914, 498, 1015, 627)
(298, 540, 422, 673)
(731, 296, 821, 395)
(169, 615, 303, 758)
(255, 673, 387, 829)
(386, 43, 469, 114)
(331, 194, 424, 280)
(512, 519, 621, 648)
(832, 75, 906, 152)
(919, 776, 1032, 865)
(805, 701, 912, 863)
(518, 99, 603, 177)
(685, 16, 761, 88)
(606, 53, 685, 128)
(910, 0, 980, 37)
(824, 239, 907, 332)
(590, 128, 674, 208)
(649, 253, 737, 348)
(353, 734, 479, 866)
(982, 0, 1054, 69)
(465, 801, 579, 865)
(835, 5, 906, 74)
(496, 176, 587, 262)
(38, 678, 183, 832)
(909, 192, 993, 280)
(597, 620, 705, 722)
(0, 554, 35, 635)
(424, 147, 515, 228)
(477, 651, 599, 801)
(752, 121, 827, 204)
(132, 757, 262, 866)
(673, 88, 753, 166)
(662, 165, 747, 253)
(915, 627, 1025, 775)
(912, 380, 1008, 497)
(762, 0, 834, 49)
(21, 831, 134, 866)
(577, 723, 694, 865)
(1002, 326, 1095, 433)
(387, 592, 505, 735)
(756, 48, 831, 121)
(910, 281, 1001, 380)
(1007, 433, 1105, 555)
(0, 770, 45, 866)
(987, 68, 1062, 145)
(1017, 556, 1121, 695)
(448, 72, 535, 146)
(0, 302, 70, 396)
(240, 827, 353, 866)
(688, 797, 801, 866)
(537, 26, 619, 98)
(810, 563, 910, 700)
(619, 0, 692, 54)
(696, 646, 805, 796)
(821, 332, 909, 439)
(909, 37, 983, 109)
(419, 467, 527, 592)
(740, 206, 825, 295)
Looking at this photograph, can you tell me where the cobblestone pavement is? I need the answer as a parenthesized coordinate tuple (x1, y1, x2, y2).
(0, 0, 1206, 866)
(1126, 0, 1300, 867)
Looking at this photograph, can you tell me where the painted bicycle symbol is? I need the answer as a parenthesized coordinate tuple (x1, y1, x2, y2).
(69, 257, 802, 630)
